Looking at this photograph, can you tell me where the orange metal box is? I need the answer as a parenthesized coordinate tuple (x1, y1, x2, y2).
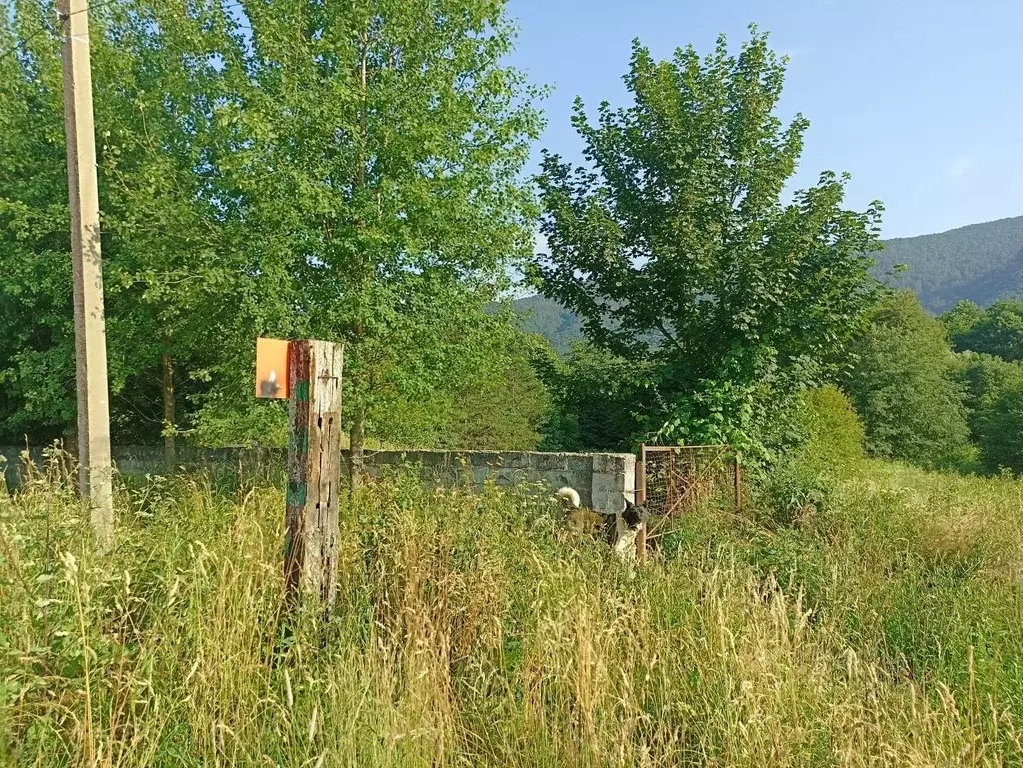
(255, 338, 290, 399)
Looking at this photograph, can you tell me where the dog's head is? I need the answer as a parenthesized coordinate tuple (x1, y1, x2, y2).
(621, 498, 648, 530)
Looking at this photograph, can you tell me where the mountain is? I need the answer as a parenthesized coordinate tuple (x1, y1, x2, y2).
(515, 214, 1023, 348)
(876, 215, 1023, 313)
(514, 294, 584, 353)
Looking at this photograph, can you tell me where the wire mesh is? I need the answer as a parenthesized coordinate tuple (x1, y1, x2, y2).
(640, 444, 740, 519)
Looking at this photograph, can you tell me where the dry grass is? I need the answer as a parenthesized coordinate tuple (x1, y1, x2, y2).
(2, 457, 1023, 766)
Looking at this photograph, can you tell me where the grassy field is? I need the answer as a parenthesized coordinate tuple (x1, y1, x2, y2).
(3, 456, 1023, 766)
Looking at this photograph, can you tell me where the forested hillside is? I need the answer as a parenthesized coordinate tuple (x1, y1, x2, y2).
(518, 214, 1023, 340)
(513, 294, 583, 353)
(877, 215, 1023, 312)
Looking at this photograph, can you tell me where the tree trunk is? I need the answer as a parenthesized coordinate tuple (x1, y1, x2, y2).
(161, 345, 176, 466)
(349, 404, 366, 497)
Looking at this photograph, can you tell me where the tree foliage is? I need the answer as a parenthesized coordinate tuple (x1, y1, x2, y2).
(952, 352, 1023, 474)
(531, 27, 883, 455)
(972, 385, 1023, 475)
(533, 342, 643, 452)
(794, 385, 866, 471)
(379, 324, 552, 451)
(940, 301, 1023, 474)
(0, 0, 542, 457)
(942, 300, 1023, 362)
(845, 292, 971, 468)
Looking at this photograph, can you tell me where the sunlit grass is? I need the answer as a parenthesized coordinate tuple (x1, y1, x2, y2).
(2, 456, 1023, 766)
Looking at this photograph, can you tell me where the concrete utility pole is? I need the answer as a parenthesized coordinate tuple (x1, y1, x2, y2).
(59, 0, 114, 550)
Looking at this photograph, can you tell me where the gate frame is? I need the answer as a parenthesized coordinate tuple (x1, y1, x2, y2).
(636, 443, 742, 557)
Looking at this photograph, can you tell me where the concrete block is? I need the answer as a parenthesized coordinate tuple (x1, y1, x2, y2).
(592, 452, 634, 474)
(591, 472, 622, 495)
(418, 450, 451, 467)
(495, 468, 528, 486)
(591, 466, 630, 517)
(497, 452, 531, 469)
(18, 445, 642, 515)
(532, 453, 570, 471)
(464, 452, 499, 469)
(566, 455, 593, 474)
(623, 464, 637, 502)
(368, 451, 400, 467)
(541, 471, 572, 488)
(448, 463, 473, 484)
(592, 493, 625, 515)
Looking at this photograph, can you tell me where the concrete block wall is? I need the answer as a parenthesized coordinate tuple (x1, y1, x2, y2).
(342, 449, 635, 517)
(1, 445, 636, 517)
(0, 445, 283, 489)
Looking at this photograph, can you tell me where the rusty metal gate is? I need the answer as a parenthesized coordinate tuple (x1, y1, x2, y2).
(637, 444, 741, 517)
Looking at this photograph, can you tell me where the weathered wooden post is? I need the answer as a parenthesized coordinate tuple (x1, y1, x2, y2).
(733, 450, 742, 513)
(257, 338, 344, 615)
(636, 445, 647, 563)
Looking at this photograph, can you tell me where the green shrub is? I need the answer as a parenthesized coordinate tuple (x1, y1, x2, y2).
(976, 382, 1023, 474)
(954, 352, 1023, 474)
(747, 386, 861, 528)
(754, 454, 835, 527)
(795, 385, 866, 473)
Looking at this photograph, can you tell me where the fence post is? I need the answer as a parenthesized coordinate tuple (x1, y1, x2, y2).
(733, 451, 742, 513)
(636, 444, 647, 563)
(284, 339, 344, 615)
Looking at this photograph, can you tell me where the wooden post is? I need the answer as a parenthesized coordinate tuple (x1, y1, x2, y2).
(284, 340, 344, 614)
(733, 451, 742, 513)
(161, 345, 176, 466)
(636, 445, 647, 563)
(59, 0, 113, 550)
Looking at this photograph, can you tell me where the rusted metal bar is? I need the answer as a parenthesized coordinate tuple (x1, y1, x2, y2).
(635, 450, 647, 563)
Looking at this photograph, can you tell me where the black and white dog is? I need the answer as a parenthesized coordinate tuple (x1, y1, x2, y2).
(555, 487, 648, 561)
(612, 498, 648, 562)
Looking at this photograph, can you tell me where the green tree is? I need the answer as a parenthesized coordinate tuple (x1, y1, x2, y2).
(954, 352, 1023, 434)
(952, 352, 1023, 473)
(370, 323, 552, 452)
(940, 300, 985, 345)
(531, 28, 883, 456)
(534, 342, 644, 452)
(0, 0, 249, 450)
(973, 384, 1023, 475)
(845, 292, 971, 467)
(436, 332, 551, 451)
(0, 2, 81, 444)
(792, 385, 865, 472)
(1, 0, 542, 469)
(175, 0, 542, 480)
(944, 300, 1023, 361)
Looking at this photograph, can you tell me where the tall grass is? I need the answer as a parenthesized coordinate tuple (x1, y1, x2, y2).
(2, 455, 1023, 766)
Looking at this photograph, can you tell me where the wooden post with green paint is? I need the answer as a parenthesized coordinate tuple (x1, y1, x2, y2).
(284, 339, 344, 614)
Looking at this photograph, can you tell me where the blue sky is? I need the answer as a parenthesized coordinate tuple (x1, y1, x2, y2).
(506, 0, 1023, 239)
